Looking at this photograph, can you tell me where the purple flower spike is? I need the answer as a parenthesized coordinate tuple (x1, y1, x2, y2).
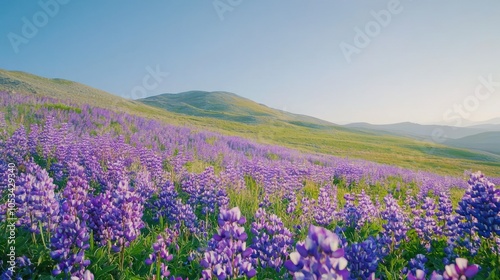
(443, 258, 479, 279)
(408, 269, 426, 280)
(201, 207, 256, 279)
(285, 225, 349, 279)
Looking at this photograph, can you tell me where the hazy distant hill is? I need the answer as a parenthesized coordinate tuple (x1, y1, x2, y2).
(446, 132, 500, 155)
(139, 91, 335, 128)
(459, 117, 500, 127)
(344, 122, 496, 140)
(346, 122, 500, 156)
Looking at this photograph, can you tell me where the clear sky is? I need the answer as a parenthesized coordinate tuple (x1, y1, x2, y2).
(1, 1, 499, 125)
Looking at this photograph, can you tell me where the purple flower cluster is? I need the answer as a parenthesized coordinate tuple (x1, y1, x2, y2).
(380, 194, 408, 252)
(403, 254, 428, 276)
(407, 258, 479, 280)
(201, 207, 256, 279)
(0, 256, 40, 280)
(341, 193, 362, 229)
(145, 228, 183, 280)
(50, 207, 92, 278)
(437, 192, 454, 236)
(50, 163, 93, 278)
(5, 125, 28, 163)
(88, 180, 144, 251)
(250, 208, 293, 271)
(415, 197, 440, 251)
(182, 167, 229, 215)
(285, 225, 349, 279)
(313, 185, 337, 227)
(15, 161, 59, 233)
(457, 172, 500, 239)
(345, 236, 380, 280)
(299, 197, 315, 227)
(151, 181, 199, 234)
(357, 190, 378, 228)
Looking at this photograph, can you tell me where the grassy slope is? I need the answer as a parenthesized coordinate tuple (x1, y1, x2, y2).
(1, 69, 499, 177)
(139, 90, 335, 126)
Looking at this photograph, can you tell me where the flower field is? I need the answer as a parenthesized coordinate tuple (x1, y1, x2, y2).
(1, 91, 500, 279)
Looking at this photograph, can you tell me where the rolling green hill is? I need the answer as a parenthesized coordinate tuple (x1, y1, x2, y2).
(1, 69, 499, 177)
(139, 90, 335, 127)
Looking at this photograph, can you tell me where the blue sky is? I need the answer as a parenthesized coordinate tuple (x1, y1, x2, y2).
(1, 1, 499, 124)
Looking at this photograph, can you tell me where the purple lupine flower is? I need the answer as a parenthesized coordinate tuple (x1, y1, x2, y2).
(201, 207, 256, 279)
(299, 197, 315, 227)
(27, 124, 40, 155)
(345, 236, 380, 280)
(145, 228, 182, 279)
(5, 125, 28, 163)
(442, 258, 479, 279)
(407, 269, 426, 280)
(39, 115, 56, 158)
(14, 160, 59, 233)
(133, 169, 157, 202)
(341, 193, 362, 229)
(50, 208, 91, 278)
(313, 185, 337, 227)
(380, 194, 408, 252)
(437, 192, 454, 236)
(0, 256, 35, 279)
(418, 197, 440, 251)
(402, 254, 428, 276)
(284, 225, 349, 279)
(459, 172, 499, 238)
(63, 163, 91, 213)
(182, 167, 229, 215)
(258, 193, 271, 209)
(104, 158, 129, 190)
(286, 195, 298, 214)
(357, 190, 378, 228)
(50, 163, 92, 278)
(88, 180, 144, 250)
(151, 181, 199, 234)
(455, 172, 499, 255)
(250, 208, 293, 271)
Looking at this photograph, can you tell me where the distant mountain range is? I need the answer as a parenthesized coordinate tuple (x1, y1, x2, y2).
(433, 117, 500, 127)
(345, 122, 500, 155)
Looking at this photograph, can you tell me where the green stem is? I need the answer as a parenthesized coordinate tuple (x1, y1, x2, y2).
(90, 231, 94, 251)
(156, 253, 161, 280)
(38, 221, 47, 248)
(119, 244, 125, 271)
